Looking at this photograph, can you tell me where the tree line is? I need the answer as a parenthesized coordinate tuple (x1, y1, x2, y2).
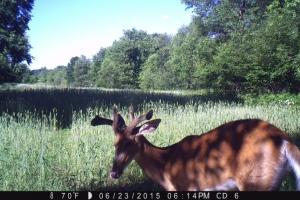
(2, 0, 300, 94)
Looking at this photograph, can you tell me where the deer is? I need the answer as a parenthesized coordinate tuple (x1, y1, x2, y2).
(91, 107, 300, 191)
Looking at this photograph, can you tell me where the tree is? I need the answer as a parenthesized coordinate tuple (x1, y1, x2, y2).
(24, 65, 67, 86)
(47, 66, 67, 86)
(181, 0, 274, 40)
(66, 56, 79, 86)
(178, 0, 300, 93)
(202, 39, 249, 92)
(88, 48, 106, 86)
(166, 19, 218, 90)
(98, 29, 160, 88)
(73, 56, 91, 87)
(139, 47, 173, 89)
(244, 0, 300, 92)
(139, 34, 172, 89)
(0, 0, 34, 82)
(168, 33, 198, 89)
(21, 0, 300, 94)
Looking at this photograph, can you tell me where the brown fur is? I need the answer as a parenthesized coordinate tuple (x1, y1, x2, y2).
(133, 119, 293, 190)
(92, 111, 300, 191)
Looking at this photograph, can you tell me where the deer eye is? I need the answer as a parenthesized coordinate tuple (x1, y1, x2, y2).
(115, 140, 130, 151)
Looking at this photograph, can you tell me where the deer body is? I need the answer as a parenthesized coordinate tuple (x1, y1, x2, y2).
(91, 109, 300, 191)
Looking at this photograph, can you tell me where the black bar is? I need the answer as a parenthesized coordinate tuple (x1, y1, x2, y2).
(0, 191, 299, 200)
(0, 192, 86, 200)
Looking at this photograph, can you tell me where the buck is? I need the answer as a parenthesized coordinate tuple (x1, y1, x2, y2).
(91, 108, 300, 191)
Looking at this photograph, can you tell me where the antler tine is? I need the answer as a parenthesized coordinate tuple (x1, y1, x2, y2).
(129, 105, 135, 121)
(112, 105, 118, 114)
(112, 105, 119, 122)
(128, 109, 153, 129)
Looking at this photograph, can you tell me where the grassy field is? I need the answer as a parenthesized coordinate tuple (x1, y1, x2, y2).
(0, 86, 299, 191)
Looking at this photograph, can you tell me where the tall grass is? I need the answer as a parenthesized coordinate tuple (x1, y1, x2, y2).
(0, 100, 299, 191)
(0, 87, 239, 128)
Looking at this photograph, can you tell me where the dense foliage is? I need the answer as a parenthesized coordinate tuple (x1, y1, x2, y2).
(0, 0, 34, 83)
(23, 0, 300, 93)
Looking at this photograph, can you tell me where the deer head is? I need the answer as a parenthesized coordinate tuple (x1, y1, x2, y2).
(91, 107, 161, 179)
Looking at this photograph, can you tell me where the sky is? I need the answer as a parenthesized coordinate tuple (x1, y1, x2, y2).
(28, 0, 193, 69)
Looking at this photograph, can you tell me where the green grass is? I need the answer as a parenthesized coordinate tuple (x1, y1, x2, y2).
(0, 85, 239, 129)
(243, 93, 300, 107)
(0, 85, 299, 190)
(0, 98, 299, 191)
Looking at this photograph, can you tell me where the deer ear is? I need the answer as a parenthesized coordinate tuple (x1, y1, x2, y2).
(113, 114, 126, 131)
(91, 115, 113, 126)
(136, 119, 161, 136)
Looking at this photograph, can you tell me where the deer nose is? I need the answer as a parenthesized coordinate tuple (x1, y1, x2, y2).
(110, 171, 121, 179)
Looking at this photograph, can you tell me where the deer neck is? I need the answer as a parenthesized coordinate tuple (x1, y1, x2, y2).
(134, 136, 169, 185)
